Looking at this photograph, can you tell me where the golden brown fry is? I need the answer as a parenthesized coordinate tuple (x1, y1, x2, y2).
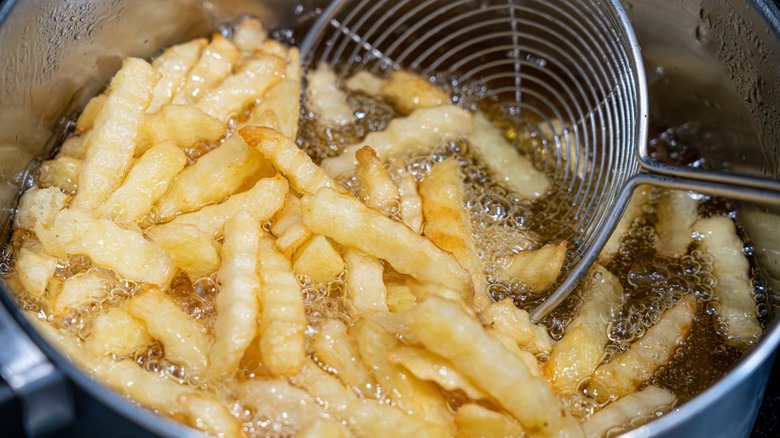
(305, 62, 353, 127)
(583, 386, 676, 438)
(85, 307, 151, 357)
(76, 94, 107, 134)
(15, 246, 57, 297)
(396, 168, 423, 234)
(173, 34, 241, 105)
(454, 404, 524, 438)
(270, 194, 312, 259)
(14, 187, 69, 231)
(39, 156, 82, 194)
(178, 393, 245, 438)
(344, 247, 388, 316)
(381, 69, 449, 115)
(601, 185, 653, 261)
(137, 105, 225, 155)
(355, 146, 399, 216)
(292, 235, 345, 284)
(145, 223, 221, 280)
(301, 188, 472, 294)
(502, 241, 567, 292)
(388, 345, 486, 400)
(232, 18, 267, 54)
(655, 189, 698, 257)
(53, 269, 114, 313)
(312, 318, 376, 396)
(147, 38, 207, 113)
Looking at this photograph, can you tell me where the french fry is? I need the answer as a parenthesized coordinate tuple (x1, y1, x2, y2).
(39, 156, 82, 194)
(502, 241, 567, 293)
(343, 248, 388, 316)
(321, 105, 474, 177)
(298, 419, 352, 438)
(486, 331, 543, 378)
(53, 269, 114, 313)
(419, 157, 485, 307)
(384, 273, 418, 312)
(454, 404, 524, 438)
(127, 286, 211, 374)
(152, 174, 288, 239)
(469, 112, 549, 199)
(177, 392, 245, 438)
(301, 188, 472, 294)
(36, 209, 175, 286)
(172, 34, 241, 105)
(655, 189, 698, 257)
(154, 135, 271, 221)
(403, 296, 582, 436)
(195, 55, 285, 123)
(587, 295, 696, 401)
(257, 232, 307, 376)
(480, 299, 554, 356)
(600, 185, 653, 261)
(15, 247, 57, 297)
(85, 307, 151, 357)
(73, 58, 160, 211)
(381, 69, 449, 115)
(583, 386, 676, 438)
(236, 378, 327, 433)
(346, 71, 386, 96)
(239, 126, 342, 195)
(312, 318, 376, 396)
(208, 211, 261, 377)
(355, 146, 399, 216)
(396, 168, 423, 233)
(250, 47, 302, 139)
(545, 265, 624, 394)
(693, 216, 762, 349)
(136, 105, 225, 155)
(98, 142, 187, 227)
(76, 94, 107, 134)
(232, 18, 267, 54)
(305, 62, 353, 127)
(270, 194, 312, 259)
(388, 345, 486, 400)
(145, 223, 221, 280)
(147, 38, 207, 113)
(57, 134, 89, 159)
(14, 187, 69, 231)
(292, 235, 344, 284)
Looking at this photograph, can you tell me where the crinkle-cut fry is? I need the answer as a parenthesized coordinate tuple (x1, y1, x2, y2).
(36, 209, 175, 286)
(301, 188, 472, 294)
(545, 265, 624, 394)
(256, 38, 289, 59)
(583, 385, 676, 438)
(420, 157, 484, 308)
(600, 185, 653, 261)
(344, 247, 389, 316)
(239, 126, 342, 195)
(351, 318, 453, 432)
(147, 38, 207, 113)
(15, 246, 57, 297)
(250, 73, 302, 140)
(290, 360, 442, 438)
(195, 55, 285, 123)
(85, 307, 151, 357)
(39, 156, 82, 194)
(384, 273, 418, 312)
(396, 168, 423, 234)
(136, 105, 225, 155)
(502, 241, 567, 293)
(312, 318, 376, 396)
(208, 211, 261, 377)
(128, 287, 211, 374)
(693, 216, 762, 349)
(178, 392, 245, 438)
(270, 194, 312, 259)
(489, 332, 543, 378)
(388, 346, 487, 400)
(655, 189, 699, 257)
(257, 232, 307, 376)
(454, 404, 524, 438)
(292, 235, 345, 284)
(154, 136, 271, 222)
(305, 62, 353, 127)
(58, 133, 89, 159)
(73, 58, 160, 211)
(15, 187, 69, 231)
(479, 298, 554, 356)
(237, 378, 331, 434)
(345, 70, 386, 96)
(145, 223, 221, 280)
(469, 112, 549, 199)
(321, 105, 474, 178)
(98, 142, 186, 226)
(76, 94, 107, 134)
(53, 269, 114, 313)
(403, 296, 582, 437)
(298, 419, 352, 438)
(587, 295, 696, 402)
(172, 34, 241, 105)
(381, 69, 449, 115)
(355, 146, 399, 216)
(232, 18, 267, 54)
(153, 174, 288, 239)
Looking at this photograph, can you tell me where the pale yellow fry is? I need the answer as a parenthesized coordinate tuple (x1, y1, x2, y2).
(588, 295, 696, 401)
(99, 142, 187, 226)
(312, 318, 376, 396)
(73, 58, 160, 211)
(301, 187, 472, 293)
(195, 55, 285, 122)
(388, 346, 486, 400)
(256, 39, 288, 59)
(583, 386, 676, 438)
(306, 62, 353, 127)
(355, 146, 399, 216)
(85, 307, 151, 357)
(257, 232, 307, 376)
(39, 156, 82, 194)
(469, 112, 549, 199)
(454, 404, 524, 438)
(128, 287, 211, 374)
(147, 38, 207, 113)
(145, 223, 220, 280)
(232, 18, 267, 54)
(298, 419, 352, 438)
(545, 265, 624, 394)
(76, 94, 107, 134)
(420, 157, 484, 307)
(396, 168, 423, 233)
(136, 105, 225, 155)
(694, 216, 762, 349)
(352, 318, 453, 432)
(270, 194, 312, 259)
(209, 211, 261, 377)
(239, 126, 341, 195)
(403, 296, 582, 437)
(345, 70, 386, 96)
(381, 69, 449, 115)
(655, 189, 698, 257)
(502, 241, 567, 292)
(601, 185, 653, 260)
(292, 235, 344, 284)
(250, 47, 302, 139)
(15, 187, 69, 231)
(53, 269, 114, 313)
(385, 278, 418, 312)
(154, 135, 271, 222)
(321, 105, 474, 178)
(344, 247, 388, 316)
(58, 134, 89, 159)
(488, 331, 543, 378)
(153, 174, 288, 238)
(178, 392, 245, 438)
(15, 247, 57, 297)
(237, 378, 327, 433)
(36, 209, 175, 285)
(173, 34, 241, 105)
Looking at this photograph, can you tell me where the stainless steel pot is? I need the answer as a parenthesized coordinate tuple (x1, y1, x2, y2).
(0, 0, 778, 436)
